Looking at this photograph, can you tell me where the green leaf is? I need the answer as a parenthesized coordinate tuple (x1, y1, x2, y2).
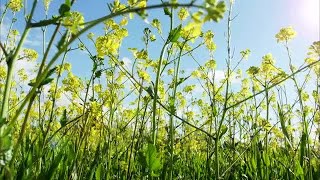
(57, 32, 68, 50)
(47, 67, 57, 78)
(65, 0, 71, 6)
(219, 125, 228, 139)
(95, 164, 102, 180)
(60, 109, 67, 127)
(0, 117, 6, 127)
(146, 144, 161, 176)
(59, 3, 70, 16)
(277, 103, 292, 147)
(145, 86, 154, 98)
(163, 7, 172, 17)
(262, 152, 270, 166)
(0, 135, 12, 152)
(295, 160, 304, 178)
(299, 132, 306, 167)
(205, 1, 226, 22)
(95, 70, 102, 78)
(206, 0, 216, 5)
(168, 25, 182, 43)
(38, 154, 64, 180)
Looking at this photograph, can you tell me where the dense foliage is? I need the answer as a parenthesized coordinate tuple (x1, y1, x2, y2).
(0, 0, 319, 179)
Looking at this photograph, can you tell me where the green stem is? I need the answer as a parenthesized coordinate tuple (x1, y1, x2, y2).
(0, 0, 38, 121)
(10, 2, 203, 128)
(152, 42, 169, 145)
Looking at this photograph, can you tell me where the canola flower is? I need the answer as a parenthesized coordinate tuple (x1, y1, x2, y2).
(22, 49, 38, 61)
(0, 1, 318, 179)
(275, 26, 297, 43)
(63, 12, 85, 34)
(8, 0, 23, 12)
(178, 7, 189, 21)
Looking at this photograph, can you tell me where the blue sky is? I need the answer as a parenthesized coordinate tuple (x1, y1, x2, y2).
(70, 0, 319, 77)
(1, 0, 319, 79)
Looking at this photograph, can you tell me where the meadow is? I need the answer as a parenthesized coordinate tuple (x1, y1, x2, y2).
(0, 0, 319, 179)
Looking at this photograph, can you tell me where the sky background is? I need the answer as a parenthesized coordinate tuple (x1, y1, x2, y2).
(0, 0, 319, 84)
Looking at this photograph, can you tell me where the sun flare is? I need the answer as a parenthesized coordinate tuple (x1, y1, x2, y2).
(299, 0, 320, 31)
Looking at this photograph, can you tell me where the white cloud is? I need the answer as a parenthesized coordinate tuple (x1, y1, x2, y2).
(144, 18, 150, 24)
(0, 18, 10, 40)
(122, 56, 132, 68)
(208, 69, 241, 84)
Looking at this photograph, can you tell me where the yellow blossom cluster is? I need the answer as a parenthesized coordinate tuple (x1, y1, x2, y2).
(203, 30, 216, 51)
(63, 11, 85, 34)
(275, 26, 296, 43)
(8, 0, 23, 12)
(22, 49, 38, 61)
(62, 73, 83, 92)
(178, 8, 189, 21)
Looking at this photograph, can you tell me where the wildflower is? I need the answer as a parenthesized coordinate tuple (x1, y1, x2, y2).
(191, 69, 201, 78)
(204, 30, 216, 51)
(307, 41, 320, 58)
(95, 35, 120, 57)
(8, 0, 23, 12)
(275, 26, 296, 43)
(0, 66, 7, 79)
(63, 12, 85, 34)
(167, 68, 174, 75)
(63, 63, 72, 72)
(183, 85, 195, 93)
(62, 73, 83, 92)
(112, 0, 126, 12)
(87, 32, 94, 40)
(17, 69, 28, 81)
(151, 19, 162, 34)
(178, 8, 189, 21)
(261, 53, 276, 73)
(240, 49, 251, 60)
(119, 17, 128, 26)
(205, 59, 217, 69)
(181, 20, 202, 40)
(22, 48, 38, 61)
(137, 69, 151, 82)
(246, 66, 259, 76)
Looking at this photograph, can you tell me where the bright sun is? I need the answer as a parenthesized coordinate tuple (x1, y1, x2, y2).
(300, 0, 320, 32)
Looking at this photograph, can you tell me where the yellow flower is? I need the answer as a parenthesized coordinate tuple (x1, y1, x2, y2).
(8, 0, 23, 12)
(204, 30, 216, 51)
(191, 69, 201, 78)
(275, 26, 297, 43)
(204, 59, 216, 69)
(63, 12, 85, 34)
(0, 66, 7, 79)
(23, 48, 38, 61)
(246, 66, 259, 76)
(63, 63, 72, 72)
(261, 53, 276, 74)
(17, 69, 28, 81)
(178, 8, 189, 21)
(181, 21, 203, 41)
(167, 68, 174, 75)
(95, 35, 120, 57)
(240, 49, 251, 60)
(183, 85, 195, 93)
(151, 19, 162, 34)
(137, 69, 151, 82)
(62, 73, 83, 92)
